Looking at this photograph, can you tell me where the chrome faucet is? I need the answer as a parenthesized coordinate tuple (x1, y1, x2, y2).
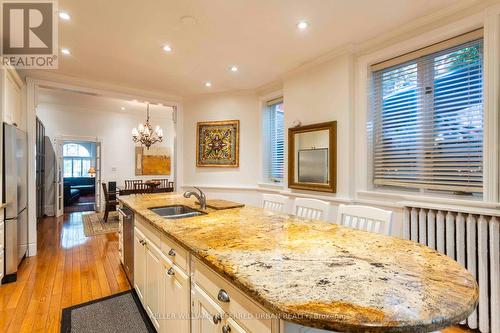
(183, 187, 207, 210)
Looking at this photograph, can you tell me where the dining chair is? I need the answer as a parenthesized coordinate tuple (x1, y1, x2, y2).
(336, 204, 392, 236)
(125, 179, 142, 189)
(133, 182, 150, 194)
(261, 194, 289, 213)
(102, 183, 118, 222)
(293, 198, 330, 221)
(152, 178, 169, 189)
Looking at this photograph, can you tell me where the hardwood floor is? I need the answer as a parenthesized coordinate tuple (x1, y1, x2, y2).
(64, 195, 96, 213)
(0, 211, 476, 333)
(0, 212, 130, 332)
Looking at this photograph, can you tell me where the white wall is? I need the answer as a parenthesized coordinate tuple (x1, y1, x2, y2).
(283, 54, 354, 199)
(181, 92, 261, 188)
(181, 55, 354, 197)
(37, 104, 176, 212)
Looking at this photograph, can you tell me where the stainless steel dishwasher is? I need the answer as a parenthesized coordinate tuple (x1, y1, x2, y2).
(118, 205, 134, 285)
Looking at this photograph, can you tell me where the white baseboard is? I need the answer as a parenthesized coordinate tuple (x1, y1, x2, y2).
(27, 242, 37, 257)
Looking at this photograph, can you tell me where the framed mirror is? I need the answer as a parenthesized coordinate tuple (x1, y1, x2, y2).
(288, 121, 336, 193)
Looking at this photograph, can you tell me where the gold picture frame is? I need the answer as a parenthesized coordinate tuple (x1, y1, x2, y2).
(288, 121, 337, 193)
(196, 120, 240, 168)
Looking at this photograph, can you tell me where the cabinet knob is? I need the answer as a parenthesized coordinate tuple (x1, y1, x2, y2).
(168, 248, 176, 256)
(217, 289, 230, 303)
(212, 314, 221, 324)
(222, 325, 231, 333)
(167, 267, 175, 276)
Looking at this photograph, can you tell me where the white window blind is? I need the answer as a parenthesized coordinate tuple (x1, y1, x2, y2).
(263, 99, 284, 183)
(370, 33, 483, 193)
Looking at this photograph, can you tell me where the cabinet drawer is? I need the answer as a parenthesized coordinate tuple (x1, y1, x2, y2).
(161, 234, 189, 274)
(135, 215, 160, 248)
(193, 258, 273, 333)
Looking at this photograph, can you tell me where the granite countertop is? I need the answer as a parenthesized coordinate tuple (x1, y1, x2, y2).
(119, 193, 478, 333)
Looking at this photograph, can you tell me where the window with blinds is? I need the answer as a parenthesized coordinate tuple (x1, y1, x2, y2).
(263, 98, 284, 183)
(370, 31, 484, 194)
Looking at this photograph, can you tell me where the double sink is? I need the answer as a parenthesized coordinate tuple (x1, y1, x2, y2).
(149, 205, 206, 219)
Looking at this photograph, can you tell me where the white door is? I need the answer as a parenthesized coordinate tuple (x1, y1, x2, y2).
(145, 241, 163, 330)
(191, 284, 224, 333)
(94, 141, 102, 211)
(134, 228, 146, 304)
(162, 263, 190, 333)
(54, 139, 64, 217)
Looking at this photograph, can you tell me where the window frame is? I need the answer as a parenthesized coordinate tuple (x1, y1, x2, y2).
(355, 19, 499, 205)
(262, 97, 285, 184)
(63, 143, 93, 178)
(370, 37, 484, 195)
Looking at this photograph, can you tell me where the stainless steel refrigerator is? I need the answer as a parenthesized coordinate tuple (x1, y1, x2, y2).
(2, 123, 28, 283)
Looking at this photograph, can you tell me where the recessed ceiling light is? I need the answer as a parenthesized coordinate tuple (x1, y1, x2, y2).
(163, 44, 172, 52)
(180, 15, 197, 26)
(204, 82, 212, 87)
(297, 21, 308, 30)
(61, 48, 71, 55)
(230, 65, 238, 72)
(59, 11, 71, 20)
(121, 107, 126, 110)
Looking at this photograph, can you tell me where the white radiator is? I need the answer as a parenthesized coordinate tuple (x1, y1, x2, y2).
(401, 202, 499, 333)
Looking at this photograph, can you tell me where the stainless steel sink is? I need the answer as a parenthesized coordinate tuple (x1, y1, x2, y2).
(149, 205, 206, 219)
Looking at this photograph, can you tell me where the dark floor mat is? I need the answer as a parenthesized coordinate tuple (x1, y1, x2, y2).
(61, 290, 156, 333)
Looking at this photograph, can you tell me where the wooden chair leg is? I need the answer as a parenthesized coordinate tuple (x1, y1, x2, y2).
(104, 207, 109, 222)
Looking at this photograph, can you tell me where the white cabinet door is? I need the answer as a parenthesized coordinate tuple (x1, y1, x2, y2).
(145, 241, 163, 330)
(4, 70, 22, 127)
(162, 263, 190, 333)
(192, 285, 225, 333)
(134, 227, 146, 304)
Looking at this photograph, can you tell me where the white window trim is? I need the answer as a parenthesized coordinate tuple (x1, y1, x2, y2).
(354, 6, 500, 205)
(259, 90, 284, 186)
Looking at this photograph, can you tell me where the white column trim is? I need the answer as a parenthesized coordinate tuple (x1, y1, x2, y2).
(26, 78, 37, 256)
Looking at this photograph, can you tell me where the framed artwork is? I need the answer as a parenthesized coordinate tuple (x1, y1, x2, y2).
(135, 146, 171, 175)
(196, 120, 239, 167)
(288, 121, 337, 193)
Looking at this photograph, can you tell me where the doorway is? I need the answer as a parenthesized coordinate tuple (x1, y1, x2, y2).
(28, 81, 178, 256)
(60, 141, 99, 213)
(51, 138, 102, 217)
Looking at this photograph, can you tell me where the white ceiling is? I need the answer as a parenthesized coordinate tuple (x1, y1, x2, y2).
(30, 0, 474, 96)
(37, 87, 173, 118)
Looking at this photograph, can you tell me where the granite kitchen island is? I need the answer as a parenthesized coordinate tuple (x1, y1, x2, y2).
(118, 193, 478, 333)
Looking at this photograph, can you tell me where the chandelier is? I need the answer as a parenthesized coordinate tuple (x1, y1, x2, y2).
(132, 103, 163, 149)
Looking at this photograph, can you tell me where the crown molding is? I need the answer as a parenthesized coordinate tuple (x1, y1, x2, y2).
(183, 88, 259, 101)
(24, 70, 182, 103)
